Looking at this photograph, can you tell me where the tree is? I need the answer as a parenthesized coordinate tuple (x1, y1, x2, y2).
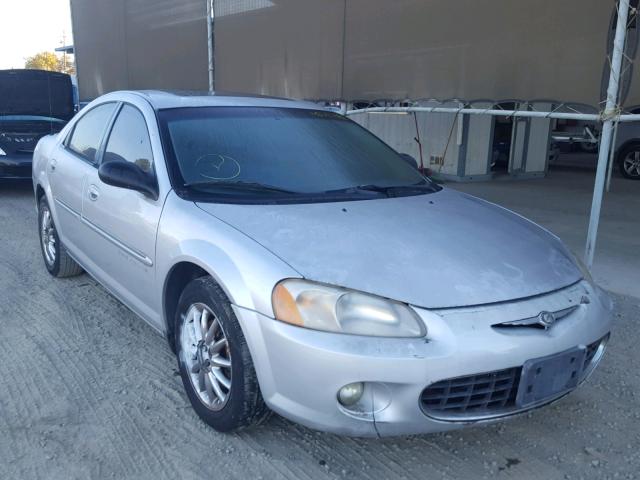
(24, 51, 75, 75)
(24, 51, 61, 72)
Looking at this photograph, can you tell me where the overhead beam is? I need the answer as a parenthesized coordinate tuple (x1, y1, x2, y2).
(346, 106, 640, 123)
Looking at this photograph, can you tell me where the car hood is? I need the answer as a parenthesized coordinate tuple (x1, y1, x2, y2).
(196, 189, 582, 309)
(0, 69, 74, 121)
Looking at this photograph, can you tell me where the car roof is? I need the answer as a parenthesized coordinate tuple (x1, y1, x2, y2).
(112, 90, 326, 111)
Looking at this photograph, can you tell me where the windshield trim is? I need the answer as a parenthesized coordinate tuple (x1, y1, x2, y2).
(157, 106, 441, 205)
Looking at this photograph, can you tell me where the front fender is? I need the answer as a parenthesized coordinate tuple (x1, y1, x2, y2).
(155, 193, 301, 331)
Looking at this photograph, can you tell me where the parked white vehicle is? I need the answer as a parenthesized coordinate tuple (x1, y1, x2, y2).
(551, 116, 640, 179)
(32, 91, 612, 436)
(613, 120, 640, 179)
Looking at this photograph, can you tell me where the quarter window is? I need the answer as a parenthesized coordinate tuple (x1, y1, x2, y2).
(67, 103, 117, 164)
(103, 105, 153, 173)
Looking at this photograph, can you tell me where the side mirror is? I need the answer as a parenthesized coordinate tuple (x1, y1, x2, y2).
(399, 153, 419, 170)
(98, 160, 158, 200)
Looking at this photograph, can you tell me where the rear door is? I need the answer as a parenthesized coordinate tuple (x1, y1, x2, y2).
(81, 102, 164, 327)
(48, 102, 117, 252)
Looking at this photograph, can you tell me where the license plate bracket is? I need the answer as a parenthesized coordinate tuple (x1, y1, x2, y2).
(516, 347, 586, 408)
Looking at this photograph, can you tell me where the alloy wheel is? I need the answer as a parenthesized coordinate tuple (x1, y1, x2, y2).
(623, 150, 640, 178)
(180, 303, 232, 410)
(40, 206, 56, 266)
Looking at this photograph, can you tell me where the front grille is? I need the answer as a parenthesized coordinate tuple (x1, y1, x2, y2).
(421, 335, 609, 421)
(421, 367, 521, 419)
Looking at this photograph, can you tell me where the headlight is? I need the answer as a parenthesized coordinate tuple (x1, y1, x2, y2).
(572, 252, 594, 284)
(272, 279, 426, 337)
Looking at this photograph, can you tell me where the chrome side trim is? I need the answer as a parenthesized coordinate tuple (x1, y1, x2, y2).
(82, 217, 154, 267)
(55, 198, 152, 267)
(54, 198, 81, 219)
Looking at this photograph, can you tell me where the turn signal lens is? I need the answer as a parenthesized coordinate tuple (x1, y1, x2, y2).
(272, 283, 304, 326)
(272, 279, 427, 337)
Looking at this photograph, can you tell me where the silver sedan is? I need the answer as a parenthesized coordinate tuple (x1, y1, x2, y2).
(32, 91, 612, 437)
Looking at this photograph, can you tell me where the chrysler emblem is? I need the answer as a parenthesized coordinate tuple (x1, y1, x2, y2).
(538, 311, 556, 328)
(494, 306, 577, 329)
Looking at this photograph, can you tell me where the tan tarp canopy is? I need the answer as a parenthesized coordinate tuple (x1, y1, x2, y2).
(72, 0, 638, 108)
(70, 0, 209, 99)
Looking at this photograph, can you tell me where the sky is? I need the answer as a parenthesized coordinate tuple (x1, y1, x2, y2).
(0, 0, 73, 69)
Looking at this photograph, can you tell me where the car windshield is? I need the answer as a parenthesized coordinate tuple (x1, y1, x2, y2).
(158, 106, 440, 203)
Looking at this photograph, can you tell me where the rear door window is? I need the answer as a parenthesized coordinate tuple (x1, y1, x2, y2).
(67, 103, 117, 164)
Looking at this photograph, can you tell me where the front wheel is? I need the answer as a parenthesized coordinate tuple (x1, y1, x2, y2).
(617, 144, 640, 179)
(175, 276, 269, 432)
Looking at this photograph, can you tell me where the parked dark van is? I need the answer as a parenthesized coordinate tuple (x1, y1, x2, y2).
(0, 69, 75, 179)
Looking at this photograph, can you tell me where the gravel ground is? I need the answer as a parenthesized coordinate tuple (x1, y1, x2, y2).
(1, 181, 639, 480)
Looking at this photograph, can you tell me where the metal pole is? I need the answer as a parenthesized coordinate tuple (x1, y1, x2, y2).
(584, 0, 630, 268)
(62, 32, 67, 71)
(206, 0, 214, 93)
(605, 117, 620, 192)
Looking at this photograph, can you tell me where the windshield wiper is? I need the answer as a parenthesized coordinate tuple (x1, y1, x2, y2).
(322, 184, 389, 195)
(183, 180, 299, 194)
(325, 181, 439, 196)
(388, 181, 440, 193)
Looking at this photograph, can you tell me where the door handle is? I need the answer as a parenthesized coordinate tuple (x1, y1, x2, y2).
(49, 159, 57, 172)
(88, 185, 100, 201)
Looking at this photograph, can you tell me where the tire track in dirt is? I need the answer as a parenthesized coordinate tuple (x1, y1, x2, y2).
(6, 294, 140, 477)
(1, 222, 179, 478)
(22, 293, 182, 478)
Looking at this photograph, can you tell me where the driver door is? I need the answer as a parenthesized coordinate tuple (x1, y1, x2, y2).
(80, 103, 163, 328)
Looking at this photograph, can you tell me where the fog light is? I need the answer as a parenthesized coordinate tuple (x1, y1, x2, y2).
(337, 382, 364, 406)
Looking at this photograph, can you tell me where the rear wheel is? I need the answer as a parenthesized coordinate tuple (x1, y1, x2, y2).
(175, 276, 269, 432)
(38, 197, 84, 277)
(617, 144, 640, 179)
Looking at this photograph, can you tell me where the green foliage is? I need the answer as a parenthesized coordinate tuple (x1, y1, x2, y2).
(24, 51, 75, 75)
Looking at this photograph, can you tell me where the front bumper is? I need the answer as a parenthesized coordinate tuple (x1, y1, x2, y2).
(234, 281, 612, 437)
(0, 152, 33, 179)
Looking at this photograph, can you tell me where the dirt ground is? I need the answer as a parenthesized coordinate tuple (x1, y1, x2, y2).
(1, 181, 638, 480)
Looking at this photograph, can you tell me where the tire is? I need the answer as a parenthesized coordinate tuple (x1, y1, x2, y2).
(175, 276, 269, 432)
(38, 197, 84, 278)
(577, 142, 598, 154)
(617, 143, 640, 180)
